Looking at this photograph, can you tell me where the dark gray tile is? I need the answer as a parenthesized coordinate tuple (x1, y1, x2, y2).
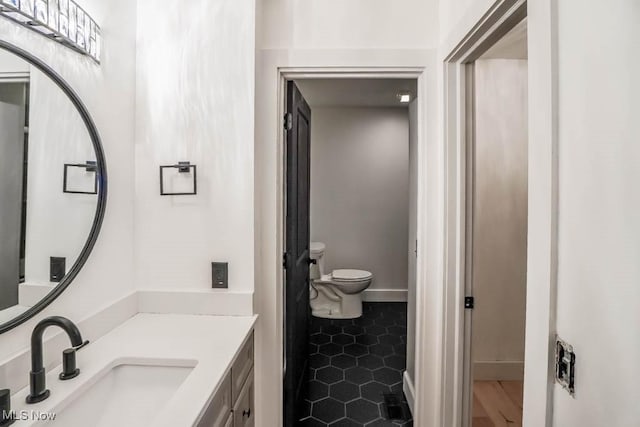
(366, 325, 387, 336)
(373, 367, 403, 386)
(361, 381, 391, 403)
(300, 399, 312, 419)
(310, 353, 331, 369)
(329, 418, 361, 427)
(307, 380, 329, 402)
(384, 355, 406, 370)
(344, 343, 368, 357)
(345, 366, 373, 384)
(386, 326, 406, 336)
(346, 399, 380, 424)
(322, 324, 342, 335)
(332, 354, 357, 369)
(375, 317, 396, 327)
(343, 324, 365, 336)
(358, 355, 385, 370)
(319, 343, 343, 356)
(378, 334, 402, 346)
(369, 343, 394, 357)
(355, 334, 379, 346)
(313, 398, 346, 423)
(299, 417, 326, 426)
(311, 333, 331, 345)
(317, 366, 344, 385)
(329, 380, 360, 403)
(333, 333, 356, 346)
(303, 303, 409, 427)
(392, 343, 406, 356)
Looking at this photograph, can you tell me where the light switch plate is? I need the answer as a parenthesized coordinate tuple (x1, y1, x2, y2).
(50, 257, 66, 283)
(211, 262, 228, 289)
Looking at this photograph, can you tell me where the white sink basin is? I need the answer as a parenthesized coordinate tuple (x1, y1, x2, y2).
(38, 359, 196, 427)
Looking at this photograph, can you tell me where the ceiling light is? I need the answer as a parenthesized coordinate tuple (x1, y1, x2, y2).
(397, 93, 411, 103)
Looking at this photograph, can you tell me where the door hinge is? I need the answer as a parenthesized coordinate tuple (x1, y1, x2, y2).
(284, 113, 292, 131)
(283, 252, 288, 269)
(464, 296, 474, 309)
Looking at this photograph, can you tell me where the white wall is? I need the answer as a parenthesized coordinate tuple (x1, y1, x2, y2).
(552, 1, 640, 425)
(0, 0, 137, 361)
(259, 0, 439, 49)
(134, 0, 255, 293)
(472, 58, 528, 380)
(310, 107, 409, 294)
(25, 66, 97, 284)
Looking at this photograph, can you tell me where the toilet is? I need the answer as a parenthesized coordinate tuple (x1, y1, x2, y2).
(309, 242, 373, 319)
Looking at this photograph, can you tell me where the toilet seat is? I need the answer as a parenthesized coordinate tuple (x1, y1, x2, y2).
(332, 269, 373, 282)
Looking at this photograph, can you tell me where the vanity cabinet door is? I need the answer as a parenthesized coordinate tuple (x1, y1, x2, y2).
(196, 374, 232, 427)
(224, 413, 233, 427)
(232, 332, 254, 402)
(233, 369, 254, 427)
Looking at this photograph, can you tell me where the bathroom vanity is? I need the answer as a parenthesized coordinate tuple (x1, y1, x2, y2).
(6, 312, 256, 427)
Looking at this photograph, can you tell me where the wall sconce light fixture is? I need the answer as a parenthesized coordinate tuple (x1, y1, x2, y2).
(0, 0, 101, 62)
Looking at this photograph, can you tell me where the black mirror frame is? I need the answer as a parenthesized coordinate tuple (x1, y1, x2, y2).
(0, 39, 107, 334)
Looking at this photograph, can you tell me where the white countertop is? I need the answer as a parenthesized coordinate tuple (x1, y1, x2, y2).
(10, 313, 257, 427)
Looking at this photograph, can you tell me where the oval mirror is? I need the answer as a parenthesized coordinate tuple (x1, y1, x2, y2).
(0, 41, 106, 333)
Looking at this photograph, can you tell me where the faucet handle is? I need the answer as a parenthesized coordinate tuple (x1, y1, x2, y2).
(74, 340, 90, 351)
(59, 340, 89, 380)
(59, 348, 80, 380)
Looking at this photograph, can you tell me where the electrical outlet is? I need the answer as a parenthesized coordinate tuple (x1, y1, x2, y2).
(211, 262, 228, 289)
(50, 257, 66, 282)
(555, 337, 576, 396)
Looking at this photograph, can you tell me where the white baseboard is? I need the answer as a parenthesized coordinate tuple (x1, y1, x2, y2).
(362, 289, 408, 302)
(474, 361, 524, 381)
(403, 371, 415, 416)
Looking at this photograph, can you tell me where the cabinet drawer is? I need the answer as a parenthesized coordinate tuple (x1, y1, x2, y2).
(232, 368, 254, 427)
(231, 332, 254, 402)
(196, 373, 232, 427)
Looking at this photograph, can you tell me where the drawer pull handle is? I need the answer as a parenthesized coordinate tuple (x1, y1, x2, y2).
(243, 409, 251, 418)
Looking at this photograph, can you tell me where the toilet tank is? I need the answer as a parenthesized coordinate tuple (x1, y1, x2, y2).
(309, 242, 326, 280)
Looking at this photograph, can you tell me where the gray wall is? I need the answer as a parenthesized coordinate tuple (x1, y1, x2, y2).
(310, 107, 409, 294)
(472, 59, 528, 380)
(0, 83, 26, 310)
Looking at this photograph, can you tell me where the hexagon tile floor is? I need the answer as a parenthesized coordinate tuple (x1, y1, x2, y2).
(298, 302, 413, 426)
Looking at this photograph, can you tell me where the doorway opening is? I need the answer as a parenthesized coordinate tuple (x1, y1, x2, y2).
(283, 77, 420, 426)
(466, 17, 529, 427)
(0, 76, 30, 315)
(440, 2, 530, 425)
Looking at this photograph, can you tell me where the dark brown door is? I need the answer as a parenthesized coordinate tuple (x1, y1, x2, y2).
(284, 81, 311, 426)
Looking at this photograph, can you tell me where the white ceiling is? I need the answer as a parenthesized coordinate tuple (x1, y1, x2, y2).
(294, 78, 417, 108)
(481, 18, 528, 60)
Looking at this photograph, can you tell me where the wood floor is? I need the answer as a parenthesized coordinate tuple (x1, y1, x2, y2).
(473, 381, 523, 427)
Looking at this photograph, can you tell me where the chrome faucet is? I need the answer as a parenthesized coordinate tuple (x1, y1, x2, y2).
(26, 316, 87, 404)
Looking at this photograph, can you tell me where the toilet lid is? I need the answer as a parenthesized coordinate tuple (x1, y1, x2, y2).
(332, 269, 372, 282)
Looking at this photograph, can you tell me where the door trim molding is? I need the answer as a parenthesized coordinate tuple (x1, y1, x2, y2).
(441, 1, 559, 426)
(254, 52, 434, 426)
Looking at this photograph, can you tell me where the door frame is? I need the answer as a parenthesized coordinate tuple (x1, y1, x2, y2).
(278, 66, 428, 424)
(440, 0, 559, 426)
